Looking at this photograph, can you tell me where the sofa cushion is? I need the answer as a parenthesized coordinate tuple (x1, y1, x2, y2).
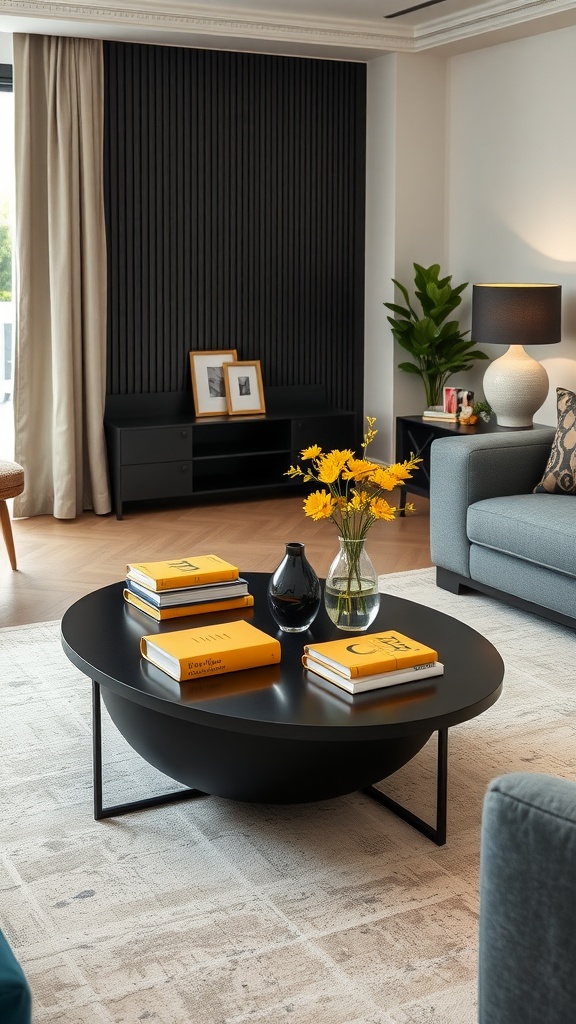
(467, 493, 576, 577)
(0, 929, 31, 1024)
(534, 387, 576, 494)
(470, 546, 576, 617)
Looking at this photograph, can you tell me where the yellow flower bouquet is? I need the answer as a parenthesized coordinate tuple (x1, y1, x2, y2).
(286, 417, 420, 630)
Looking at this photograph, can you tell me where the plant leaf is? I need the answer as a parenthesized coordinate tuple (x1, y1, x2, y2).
(386, 263, 487, 393)
(397, 361, 422, 375)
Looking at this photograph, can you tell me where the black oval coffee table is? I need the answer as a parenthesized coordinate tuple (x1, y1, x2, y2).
(61, 572, 504, 845)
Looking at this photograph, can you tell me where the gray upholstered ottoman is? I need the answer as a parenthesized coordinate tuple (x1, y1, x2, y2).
(479, 773, 576, 1023)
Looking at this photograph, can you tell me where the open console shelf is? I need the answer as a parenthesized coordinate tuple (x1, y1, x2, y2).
(105, 387, 357, 519)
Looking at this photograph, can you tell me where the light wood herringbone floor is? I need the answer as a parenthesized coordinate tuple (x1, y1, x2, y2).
(0, 492, 431, 627)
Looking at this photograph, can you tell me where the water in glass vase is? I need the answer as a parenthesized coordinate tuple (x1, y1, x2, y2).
(324, 579, 380, 631)
(324, 538, 381, 631)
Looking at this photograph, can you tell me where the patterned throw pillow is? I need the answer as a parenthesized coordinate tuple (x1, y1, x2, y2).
(534, 387, 576, 494)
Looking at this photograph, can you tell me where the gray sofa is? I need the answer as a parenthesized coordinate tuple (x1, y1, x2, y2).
(0, 929, 31, 1024)
(479, 772, 576, 1023)
(429, 428, 576, 628)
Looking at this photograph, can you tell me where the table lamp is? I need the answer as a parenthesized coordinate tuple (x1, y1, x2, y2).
(471, 283, 562, 427)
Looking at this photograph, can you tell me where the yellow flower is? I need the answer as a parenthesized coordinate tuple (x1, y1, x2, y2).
(316, 449, 353, 484)
(288, 421, 419, 537)
(370, 497, 396, 520)
(348, 490, 371, 511)
(301, 444, 322, 460)
(303, 490, 336, 521)
(342, 457, 378, 482)
(369, 466, 400, 491)
(387, 460, 416, 482)
(361, 417, 378, 450)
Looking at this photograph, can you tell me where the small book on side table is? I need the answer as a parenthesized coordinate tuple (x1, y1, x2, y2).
(422, 411, 459, 422)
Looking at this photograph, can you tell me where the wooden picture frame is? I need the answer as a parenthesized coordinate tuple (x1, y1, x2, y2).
(224, 360, 266, 416)
(189, 349, 237, 417)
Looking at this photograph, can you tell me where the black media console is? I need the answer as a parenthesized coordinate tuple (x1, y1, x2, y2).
(105, 386, 357, 519)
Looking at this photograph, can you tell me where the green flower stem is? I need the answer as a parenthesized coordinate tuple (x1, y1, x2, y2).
(337, 538, 369, 623)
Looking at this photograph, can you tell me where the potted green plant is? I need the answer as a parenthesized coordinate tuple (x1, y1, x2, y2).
(384, 263, 488, 409)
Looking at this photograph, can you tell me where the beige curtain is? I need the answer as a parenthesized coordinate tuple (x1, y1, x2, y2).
(13, 34, 111, 518)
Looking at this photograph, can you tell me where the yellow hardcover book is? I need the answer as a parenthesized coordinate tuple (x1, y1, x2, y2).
(126, 554, 239, 591)
(303, 630, 438, 678)
(124, 589, 255, 621)
(140, 618, 281, 681)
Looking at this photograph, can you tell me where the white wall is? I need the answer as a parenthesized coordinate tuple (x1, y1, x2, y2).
(393, 54, 447, 421)
(448, 26, 576, 424)
(365, 52, 447, 462)
(0, 32, 12, 63)
(365, 24, 576, 450)
(364, 53, 398, 463)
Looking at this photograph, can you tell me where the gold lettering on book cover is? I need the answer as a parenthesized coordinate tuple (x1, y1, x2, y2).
(346, 634, 417, 656)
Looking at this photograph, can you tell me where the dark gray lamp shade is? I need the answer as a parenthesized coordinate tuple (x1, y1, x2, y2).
(472, 284, 562, 346)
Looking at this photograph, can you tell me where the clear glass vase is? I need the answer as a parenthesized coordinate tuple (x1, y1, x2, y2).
(324, 537, 380, 632)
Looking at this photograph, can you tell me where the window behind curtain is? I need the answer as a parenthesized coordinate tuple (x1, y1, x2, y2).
(0, 62, 14, 459)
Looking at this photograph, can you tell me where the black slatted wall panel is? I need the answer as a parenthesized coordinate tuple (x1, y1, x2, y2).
(103, 43, 366, 412)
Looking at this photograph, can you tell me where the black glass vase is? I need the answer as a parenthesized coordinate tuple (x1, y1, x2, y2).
(267, 542, 321, 633)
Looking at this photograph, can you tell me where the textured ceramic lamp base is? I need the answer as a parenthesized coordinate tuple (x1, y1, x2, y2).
(483, 345, 549, 427)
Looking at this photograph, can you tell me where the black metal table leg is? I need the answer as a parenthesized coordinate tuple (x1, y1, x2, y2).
(363, 728, 448, 846)
(92, 681, 205, 820)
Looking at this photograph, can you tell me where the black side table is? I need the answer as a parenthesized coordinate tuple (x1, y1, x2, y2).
(395, 414, 546, 513)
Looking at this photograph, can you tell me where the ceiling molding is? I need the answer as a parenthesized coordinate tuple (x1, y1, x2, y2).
(0, 0, 575, 57)
(413, 0, 576, 49)
(0, 1, 415, 53)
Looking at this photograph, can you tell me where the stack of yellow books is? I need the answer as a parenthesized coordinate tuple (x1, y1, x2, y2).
(141, 619, 281, 681)
(123, 554, 254, 621)
(303, 630, 443, 695)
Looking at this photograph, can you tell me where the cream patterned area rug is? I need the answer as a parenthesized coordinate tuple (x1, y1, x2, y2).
(1, 567, 576, 1024)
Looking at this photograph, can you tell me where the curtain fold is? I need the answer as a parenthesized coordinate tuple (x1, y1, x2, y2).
(13, 34, 111, 518)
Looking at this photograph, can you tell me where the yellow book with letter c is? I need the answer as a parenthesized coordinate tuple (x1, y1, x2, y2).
(127, 554, 239, 591)
(140, 619, 281, 681)
(303, 630, 438, 678)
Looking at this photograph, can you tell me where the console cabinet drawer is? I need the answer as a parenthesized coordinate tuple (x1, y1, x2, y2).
(121, 426, 192, 465)
(121, 462, 193, 501)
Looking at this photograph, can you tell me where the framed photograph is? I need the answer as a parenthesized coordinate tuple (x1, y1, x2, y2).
(457, 389, 474, 421)
(189, 349, 237, 417)
(224, 360, 266, 416)
(443, 386, 459, 415)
